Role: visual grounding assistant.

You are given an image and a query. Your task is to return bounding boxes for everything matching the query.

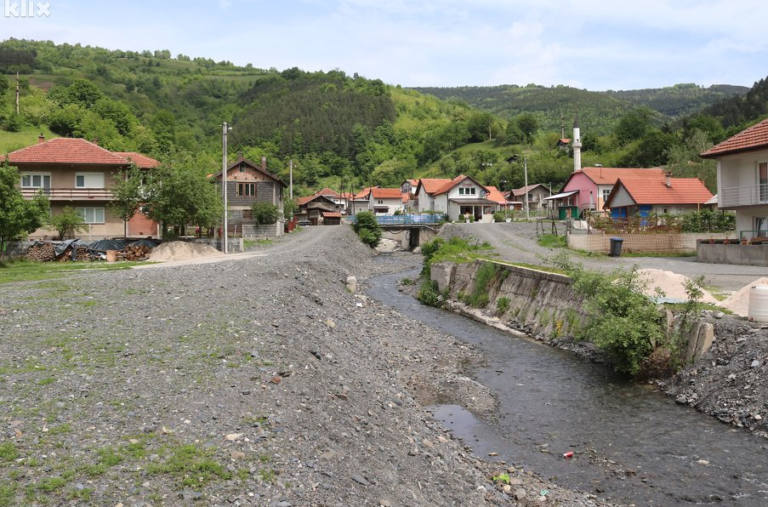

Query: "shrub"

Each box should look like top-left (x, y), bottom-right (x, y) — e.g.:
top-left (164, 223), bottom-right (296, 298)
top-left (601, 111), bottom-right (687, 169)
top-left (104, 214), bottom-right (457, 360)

top-left (251, 202), bottom-right (280, 225)
top-left (49, 206), bottom-right (89, 239)
top-left (496, 296), bottom-right (511, 315)
top-left (493, 211), bottom-right (505, 222)
top-left (417, 279), bottom-right (443, 307)
top-left (352, 211), bottom-right (382, 248)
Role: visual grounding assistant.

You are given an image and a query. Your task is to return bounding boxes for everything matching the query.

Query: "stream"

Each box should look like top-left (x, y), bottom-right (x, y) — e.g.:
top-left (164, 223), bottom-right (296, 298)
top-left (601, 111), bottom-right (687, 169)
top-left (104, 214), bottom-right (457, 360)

top-left (366, 258), bottom-right (768, 506)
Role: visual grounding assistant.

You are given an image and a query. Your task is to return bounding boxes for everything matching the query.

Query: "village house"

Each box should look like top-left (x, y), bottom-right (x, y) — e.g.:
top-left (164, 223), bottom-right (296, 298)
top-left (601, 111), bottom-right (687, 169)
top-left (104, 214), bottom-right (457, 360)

top-left (295, 194), bottom-right (343, 225)
top-left (7, 136), bottom-right (160, 240)
top-left (506, 183), bottom-right (551, 211)
top-left (213, 154), bottom-right (287, 237)
top-left (352, 186), bottom-right (403, 215)
top-left (603, 176), bottom-right (713, 220)
top-left (416, 175), bottom-right (499, 222)
top-left (701, 117), bottom-right (768, 240)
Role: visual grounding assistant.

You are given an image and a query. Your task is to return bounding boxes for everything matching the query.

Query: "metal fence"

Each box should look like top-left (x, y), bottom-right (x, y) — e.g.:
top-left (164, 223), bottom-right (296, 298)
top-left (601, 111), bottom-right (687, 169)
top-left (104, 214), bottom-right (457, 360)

top-left (348, 214), bottom-right (446, 225)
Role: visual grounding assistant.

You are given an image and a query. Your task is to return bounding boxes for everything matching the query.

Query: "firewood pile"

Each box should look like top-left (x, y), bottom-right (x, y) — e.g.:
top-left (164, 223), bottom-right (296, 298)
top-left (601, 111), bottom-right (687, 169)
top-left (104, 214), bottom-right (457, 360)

top-left (122, 244), bottom-right (153, 261)
top-left (67, 245), bottom-right (94, 262)
top-left (26, 242), bottom-right (56, 262)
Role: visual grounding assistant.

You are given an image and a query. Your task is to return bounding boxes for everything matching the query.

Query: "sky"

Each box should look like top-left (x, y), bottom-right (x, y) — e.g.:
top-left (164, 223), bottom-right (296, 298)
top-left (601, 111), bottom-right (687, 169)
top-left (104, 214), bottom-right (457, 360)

top-left (1, 0), bottom-right (767, 91)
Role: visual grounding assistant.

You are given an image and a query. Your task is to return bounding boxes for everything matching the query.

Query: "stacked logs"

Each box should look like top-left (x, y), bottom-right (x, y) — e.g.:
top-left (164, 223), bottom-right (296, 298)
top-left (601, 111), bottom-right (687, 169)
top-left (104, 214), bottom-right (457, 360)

top-left (72, 245), bottom-right (92, 262)
top-left (122, 244), bottom-right (153, 261)
top-left (26, 242), bottom-right (56, 262)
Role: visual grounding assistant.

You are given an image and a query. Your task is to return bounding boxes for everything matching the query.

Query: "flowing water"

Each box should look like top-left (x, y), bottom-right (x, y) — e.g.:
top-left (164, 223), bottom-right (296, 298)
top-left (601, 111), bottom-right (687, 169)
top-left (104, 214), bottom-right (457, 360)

top-left (367, 261), bottom-right (768, 506)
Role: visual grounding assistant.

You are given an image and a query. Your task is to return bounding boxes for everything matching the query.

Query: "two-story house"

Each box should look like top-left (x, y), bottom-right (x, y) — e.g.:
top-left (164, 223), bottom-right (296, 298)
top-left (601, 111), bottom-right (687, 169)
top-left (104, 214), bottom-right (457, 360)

top-left (7, 136), bottom-right (160, 240)
top-left (506, 183), bottom-right (551, 211)
top-left (417, 175), bottom-right (498, 222)
top-left (214, 154), bottom-right (287, 237)
top-left (352, 186), bottom-right (403, 215)
top-left (701, 117), bottom-right (768, 240)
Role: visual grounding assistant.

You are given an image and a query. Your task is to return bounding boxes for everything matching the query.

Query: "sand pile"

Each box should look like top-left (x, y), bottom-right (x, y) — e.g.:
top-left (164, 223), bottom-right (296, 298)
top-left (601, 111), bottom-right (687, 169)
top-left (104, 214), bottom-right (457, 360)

top-left (721, 277), bottom-right (768, 317)
top-left (148, 241), bottom-right (224, 262)
top-left (636, 268), bottom-right (719, 304)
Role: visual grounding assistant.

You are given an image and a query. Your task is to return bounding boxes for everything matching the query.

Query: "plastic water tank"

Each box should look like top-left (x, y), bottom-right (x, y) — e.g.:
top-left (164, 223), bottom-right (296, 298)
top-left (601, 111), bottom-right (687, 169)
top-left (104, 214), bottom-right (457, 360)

top-left (748, 285), bottom-right (768, 322)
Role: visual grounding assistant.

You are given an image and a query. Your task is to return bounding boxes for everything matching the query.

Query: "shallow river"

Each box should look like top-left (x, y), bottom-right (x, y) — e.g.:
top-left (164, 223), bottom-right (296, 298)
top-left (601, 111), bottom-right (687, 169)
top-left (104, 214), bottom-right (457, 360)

top-left (367, 259), bottom-right (768, 506)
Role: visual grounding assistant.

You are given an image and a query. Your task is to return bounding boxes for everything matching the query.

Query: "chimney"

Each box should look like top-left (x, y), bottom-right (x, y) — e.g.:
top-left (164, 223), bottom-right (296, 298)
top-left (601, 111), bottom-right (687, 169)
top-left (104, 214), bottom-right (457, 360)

top-left (261, 156), bottom-right (267, 171)
top-left (665, 171), bottom-right (672, 188)
top-left (237, 151), bottom-right (243, 160)
top-left (37, 133), bottom-right (45, 144)
top-left (92, 137), bottom-right (99, 146)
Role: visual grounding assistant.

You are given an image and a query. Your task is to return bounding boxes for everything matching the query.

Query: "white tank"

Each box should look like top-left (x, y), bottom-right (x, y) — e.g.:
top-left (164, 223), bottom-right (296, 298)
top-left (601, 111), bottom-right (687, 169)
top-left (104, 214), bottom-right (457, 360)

top-left (748, 285), bottom-right (768, 322)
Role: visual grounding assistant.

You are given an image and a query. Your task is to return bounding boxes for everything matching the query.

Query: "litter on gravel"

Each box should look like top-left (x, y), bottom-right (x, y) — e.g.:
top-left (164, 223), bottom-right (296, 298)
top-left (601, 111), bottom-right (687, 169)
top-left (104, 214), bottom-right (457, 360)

top-left (721, 277), bottom-right (768, 317)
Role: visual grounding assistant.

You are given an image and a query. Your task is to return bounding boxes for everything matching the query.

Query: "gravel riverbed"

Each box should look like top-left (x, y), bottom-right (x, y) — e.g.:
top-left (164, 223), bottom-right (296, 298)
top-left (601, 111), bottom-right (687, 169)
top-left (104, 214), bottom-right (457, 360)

top-left (0, 226), bottom-right (609, 507)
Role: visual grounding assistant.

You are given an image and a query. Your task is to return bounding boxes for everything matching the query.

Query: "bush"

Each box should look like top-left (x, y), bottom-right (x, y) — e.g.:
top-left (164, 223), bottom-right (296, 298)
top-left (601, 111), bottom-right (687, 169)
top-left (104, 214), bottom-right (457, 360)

top-left (352, 211), bottom-right (381, 248)
top-left (496, 296), bottom-right (511, 315)
top-left (417, 279), bottom-right (443, 307)
top-left (252, 202), bottom-right (280, 225)
top-left (49, 206), bottom-right (89, 239)
top-left (493, 211), bottom-right (505, 222)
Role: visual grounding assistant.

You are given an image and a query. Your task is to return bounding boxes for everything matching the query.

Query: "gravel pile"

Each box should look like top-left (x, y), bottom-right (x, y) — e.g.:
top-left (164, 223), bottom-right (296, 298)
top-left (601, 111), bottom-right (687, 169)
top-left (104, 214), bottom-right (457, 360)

top-left (721, 277), bottom-right (768, 316)
top-left (662, 316), bottom-right (768, 437)
top-left (149, 241), bottom-right (224, 262)
top-left (0, 226), bottom-right (607, 506)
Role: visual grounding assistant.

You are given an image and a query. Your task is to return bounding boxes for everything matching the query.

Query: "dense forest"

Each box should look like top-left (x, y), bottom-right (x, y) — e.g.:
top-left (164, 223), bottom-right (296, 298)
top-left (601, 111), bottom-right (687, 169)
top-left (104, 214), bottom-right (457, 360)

top-left (1, 38), bottom-right (767, 197)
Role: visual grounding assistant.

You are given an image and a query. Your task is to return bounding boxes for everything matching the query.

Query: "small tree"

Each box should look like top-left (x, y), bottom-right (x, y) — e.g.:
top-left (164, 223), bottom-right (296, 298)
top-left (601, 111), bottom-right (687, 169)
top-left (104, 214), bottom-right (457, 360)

top-left (49, 206), bottom-right (89, 239)
top-left (0, 162), bottom-right (49, 256)
top-left (252, 202), bottom-right (280, 225)
top-left (109, 164), bottom-right (144, 238)
top-left (352, 211), bottom-right (381, 248)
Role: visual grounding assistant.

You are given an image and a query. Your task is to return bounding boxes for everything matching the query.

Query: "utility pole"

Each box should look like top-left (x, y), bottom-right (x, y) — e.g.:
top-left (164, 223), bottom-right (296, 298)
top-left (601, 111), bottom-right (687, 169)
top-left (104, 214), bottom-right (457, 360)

top-left (15, 72), bottom-right (20, 116)
top-left (524, 156), bottom-right (530, 222)
top-left (221, 122), bottom-right (230, 254)
top-left (289, 159), bottom-right (294, 200)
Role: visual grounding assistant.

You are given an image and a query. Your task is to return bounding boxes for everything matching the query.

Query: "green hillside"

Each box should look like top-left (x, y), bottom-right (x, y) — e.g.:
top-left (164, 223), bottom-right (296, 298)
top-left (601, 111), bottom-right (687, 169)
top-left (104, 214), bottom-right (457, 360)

top-left (0, 38), bottom-right (765, 198)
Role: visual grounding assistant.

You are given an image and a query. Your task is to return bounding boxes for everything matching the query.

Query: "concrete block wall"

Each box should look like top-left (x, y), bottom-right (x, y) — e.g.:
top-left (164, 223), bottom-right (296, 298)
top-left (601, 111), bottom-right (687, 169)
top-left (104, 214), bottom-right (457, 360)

top-left (568, 232), bottom-right (727, 254)
top-left (697, 243), bottom-right (768, 266)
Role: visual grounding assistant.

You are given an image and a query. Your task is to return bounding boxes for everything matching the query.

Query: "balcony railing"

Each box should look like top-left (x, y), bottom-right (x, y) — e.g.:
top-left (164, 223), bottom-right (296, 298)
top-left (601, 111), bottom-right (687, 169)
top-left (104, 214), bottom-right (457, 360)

top-left (720, 184), bottom-right (768, 208)
top-left (21, 188), bottom-right (114, 200)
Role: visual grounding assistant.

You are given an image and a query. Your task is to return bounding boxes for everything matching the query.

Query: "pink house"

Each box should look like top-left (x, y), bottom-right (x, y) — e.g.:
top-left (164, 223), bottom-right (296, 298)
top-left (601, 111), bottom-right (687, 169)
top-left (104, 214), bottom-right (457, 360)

top-left (554, 167), bottom-right (666, 216)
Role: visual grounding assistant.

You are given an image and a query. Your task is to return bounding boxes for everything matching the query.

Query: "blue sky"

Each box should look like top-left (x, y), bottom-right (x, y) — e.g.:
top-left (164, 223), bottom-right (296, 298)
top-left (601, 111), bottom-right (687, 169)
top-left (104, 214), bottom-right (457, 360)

top-left (1, 0), bottom-right (766, 91)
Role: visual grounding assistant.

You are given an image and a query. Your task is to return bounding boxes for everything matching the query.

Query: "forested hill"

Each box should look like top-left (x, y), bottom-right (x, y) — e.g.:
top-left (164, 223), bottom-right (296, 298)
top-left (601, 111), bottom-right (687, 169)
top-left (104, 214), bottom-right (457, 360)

top-left (411, 83), bottom-right (748, 135)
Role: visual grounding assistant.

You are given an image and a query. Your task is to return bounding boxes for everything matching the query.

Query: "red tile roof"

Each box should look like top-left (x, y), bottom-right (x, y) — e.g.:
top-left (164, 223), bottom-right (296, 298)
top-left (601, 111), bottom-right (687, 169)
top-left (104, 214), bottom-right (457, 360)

top-left (578, 167), bottom-right (666, 185)
top-left (485, 186), bottom-right (506, 205)
top-left (296, 195), bottom-right (316, 206)
top-left (354, 187), bottom-right (374, 199)
top-left (7, 138), bottom-right (130, 165)
top-left (606, 178), bottom-right (713, 208)
top-left (433, 175), bottom-right (489, 196)
top-left (701, 117), bottom-right (768, 158)
top-left (511, 183), bottom-right (548, 197)
top-left (313, 187), bottom-right (340, 198)
top-left (114, 152), bottom-right (161, 169)
top-left (322, 212), bottom-right (342, 218)
top-left (371, 187), bottom-right (404, 200)
top-left (418, 178), bottom-right (454, 195)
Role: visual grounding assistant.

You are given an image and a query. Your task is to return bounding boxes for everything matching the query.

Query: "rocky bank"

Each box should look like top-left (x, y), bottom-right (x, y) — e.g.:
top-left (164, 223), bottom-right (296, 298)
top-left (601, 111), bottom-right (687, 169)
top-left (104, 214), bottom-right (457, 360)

top-left (0, 226), bottom-right (608, 507)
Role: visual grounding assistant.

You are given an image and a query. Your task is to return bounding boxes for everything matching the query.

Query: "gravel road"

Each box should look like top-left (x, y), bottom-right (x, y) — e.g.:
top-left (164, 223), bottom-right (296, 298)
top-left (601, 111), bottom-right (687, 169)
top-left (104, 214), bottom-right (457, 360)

top-left (0, 225), bottom-right (608, 507)
top-left (441, 222), bottom-right (767, 293)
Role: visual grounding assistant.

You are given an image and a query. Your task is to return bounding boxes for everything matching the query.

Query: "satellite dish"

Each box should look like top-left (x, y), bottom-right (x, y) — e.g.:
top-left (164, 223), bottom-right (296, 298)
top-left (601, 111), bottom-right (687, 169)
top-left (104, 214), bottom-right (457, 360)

top-left (401, 182), bottom-right (412, 194)
top-left (480, 190), bottom-right (487, 199)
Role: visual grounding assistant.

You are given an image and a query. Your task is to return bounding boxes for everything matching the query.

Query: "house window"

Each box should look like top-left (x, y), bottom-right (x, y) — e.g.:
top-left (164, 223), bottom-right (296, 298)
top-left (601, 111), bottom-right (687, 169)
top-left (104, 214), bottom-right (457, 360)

top-left (21, 173), bottom-right (51, 189)
top-left (237, 183), bottom-right (255, 197)
top-left (76, 207), bottom-right (105, 224)
top-left (459, 187), bottom-right (476, 196)
top-left (378, 200), bottom-right (384, 205)
top-left (75, 173), bottom-right (105, 189)
top-left (759, 162), bottom-right (768, 202)
top-left (239, 163), bottom-right (246, 173)
top-left (602, 189), bottom-right (611, 203)
top-left (756, 217), bottom-right (768, 236)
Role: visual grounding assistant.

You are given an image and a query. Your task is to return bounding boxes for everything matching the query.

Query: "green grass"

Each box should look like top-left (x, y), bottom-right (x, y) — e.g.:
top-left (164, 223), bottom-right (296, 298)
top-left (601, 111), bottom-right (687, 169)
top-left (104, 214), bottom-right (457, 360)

top-left (537, 234), bottom-right (567, 248)
top-left (0, 126), bottom-right (58, 154)
top-left (146, 444), bottom-right (230, 487)
top-left (243, 239), bottom-right (273, 249)
top-left (0, 259), bottom-right (144, 285)
top-left (0, 442), bottom-right (19, 463)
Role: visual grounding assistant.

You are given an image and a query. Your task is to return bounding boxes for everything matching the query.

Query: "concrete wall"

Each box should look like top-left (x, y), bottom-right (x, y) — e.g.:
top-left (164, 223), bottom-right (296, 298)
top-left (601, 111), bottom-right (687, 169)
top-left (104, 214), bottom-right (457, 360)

top-left (697, 242), bottom-right (768, 266)
top-left (432, 260), bottom-right (587, 339)
top-left (568, 232), bottom-right (727, 254)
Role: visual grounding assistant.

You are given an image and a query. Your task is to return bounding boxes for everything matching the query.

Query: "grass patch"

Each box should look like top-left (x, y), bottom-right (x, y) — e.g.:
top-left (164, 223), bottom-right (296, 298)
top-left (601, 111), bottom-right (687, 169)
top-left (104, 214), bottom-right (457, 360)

top-left (0, 483), bottom-right (16, 507)
top-left (147, 444), bottom-right (230, 487)
top-left (537, 234), bottom-right (567, 248)
top-left (0, 259), bottom-right (144, 285)
top-left (0, 443), bottom-right (19, 463)
top-left (244, 239), bottom-right (273, 249)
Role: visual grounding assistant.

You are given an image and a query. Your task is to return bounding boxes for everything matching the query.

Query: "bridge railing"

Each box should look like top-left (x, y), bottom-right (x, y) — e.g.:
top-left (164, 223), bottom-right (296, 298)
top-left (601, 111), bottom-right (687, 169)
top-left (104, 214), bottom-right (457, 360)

top-left (348, 214), bottom-right (446, 225)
